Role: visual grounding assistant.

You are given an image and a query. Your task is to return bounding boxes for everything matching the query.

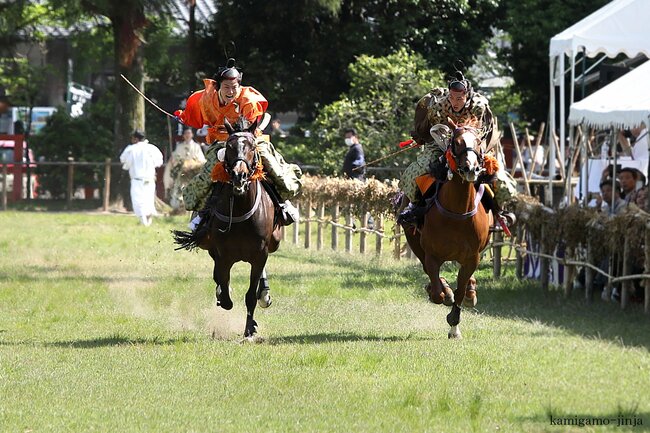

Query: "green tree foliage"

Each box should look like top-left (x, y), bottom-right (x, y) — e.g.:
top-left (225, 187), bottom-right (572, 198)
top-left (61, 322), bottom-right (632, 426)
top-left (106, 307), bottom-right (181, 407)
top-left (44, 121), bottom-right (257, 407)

top-left (30, 102), bottom-right (114, 198)
top-left (199, 0), bottom-right (501, 118)
top-left (499, 0), bottom-right (609, 123)
top-left (305, 49), bottom-right (443, 175)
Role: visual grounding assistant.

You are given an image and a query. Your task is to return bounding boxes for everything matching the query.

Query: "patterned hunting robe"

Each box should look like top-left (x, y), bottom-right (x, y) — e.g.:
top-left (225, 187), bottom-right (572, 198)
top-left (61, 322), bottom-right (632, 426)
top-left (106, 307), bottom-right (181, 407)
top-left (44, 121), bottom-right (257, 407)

top-left (399, 87), bottom-right (497, 202)
top-left (163, 139), bottom-right (206, 211)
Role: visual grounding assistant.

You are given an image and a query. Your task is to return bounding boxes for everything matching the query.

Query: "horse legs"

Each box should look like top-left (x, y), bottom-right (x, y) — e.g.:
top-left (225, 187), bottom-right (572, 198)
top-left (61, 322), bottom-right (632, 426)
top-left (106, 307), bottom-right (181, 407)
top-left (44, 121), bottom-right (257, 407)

top-left (244, 255), bottom-right (267, 339)
top-left (446, 256), bottom-right (479, 339)
top-left (423, 254), bottom-right (453, 305)
top-left (257, 267), bottom-right (272, 308)
top-left (212, 256), bottom-right (234, 311)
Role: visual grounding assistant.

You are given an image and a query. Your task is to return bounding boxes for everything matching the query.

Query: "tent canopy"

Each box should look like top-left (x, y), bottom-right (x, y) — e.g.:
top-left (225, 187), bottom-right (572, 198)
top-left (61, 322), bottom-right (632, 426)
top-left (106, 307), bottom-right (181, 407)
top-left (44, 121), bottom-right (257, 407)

top-left (568, 60), bottom-right (650, 129)
top-left (549, 0), bottom-right (650, 59)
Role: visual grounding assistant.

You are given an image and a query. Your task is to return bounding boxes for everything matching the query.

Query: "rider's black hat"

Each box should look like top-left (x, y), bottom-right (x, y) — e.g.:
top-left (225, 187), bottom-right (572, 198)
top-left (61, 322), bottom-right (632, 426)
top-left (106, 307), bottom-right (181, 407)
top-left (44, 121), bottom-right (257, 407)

top-left (213, 58), bottom-right (243, 84)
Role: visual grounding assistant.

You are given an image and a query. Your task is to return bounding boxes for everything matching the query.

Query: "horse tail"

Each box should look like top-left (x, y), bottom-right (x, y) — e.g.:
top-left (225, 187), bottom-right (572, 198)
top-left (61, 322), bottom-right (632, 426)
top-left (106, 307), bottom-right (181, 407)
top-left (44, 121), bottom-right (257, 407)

top-left (171, 212), bottom-right (211, 251)
top-left (171, 229), bottom-right (202, 251)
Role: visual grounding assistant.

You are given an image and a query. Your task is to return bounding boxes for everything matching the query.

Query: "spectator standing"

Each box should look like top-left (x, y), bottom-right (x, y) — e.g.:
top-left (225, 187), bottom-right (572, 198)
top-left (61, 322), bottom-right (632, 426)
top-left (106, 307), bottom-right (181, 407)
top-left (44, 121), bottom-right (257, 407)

top-left (342, 127), bottom-right (366, 181)
top-left (120, 130), bottom-right (164, 226)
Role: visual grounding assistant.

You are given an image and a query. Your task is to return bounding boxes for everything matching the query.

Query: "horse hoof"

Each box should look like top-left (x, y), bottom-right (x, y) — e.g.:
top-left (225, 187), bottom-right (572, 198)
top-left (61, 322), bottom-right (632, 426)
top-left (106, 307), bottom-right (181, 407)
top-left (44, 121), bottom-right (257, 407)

top-left (448, 326), bottom-right (462, 339)
top-left (425, 283), bottom-right (444, 304)
top-left (257, 289), bottom-right (272, 308)
top-left (442, 294), bottom-right (455, 306)
top-left (440, 277), bottom-right (455, 306)
top-left (240, 335), bottom-right (265, 344)
top-left (215, 285), bottom-right (233, 310)
top-left (462, 290), bottom-right (477, 308)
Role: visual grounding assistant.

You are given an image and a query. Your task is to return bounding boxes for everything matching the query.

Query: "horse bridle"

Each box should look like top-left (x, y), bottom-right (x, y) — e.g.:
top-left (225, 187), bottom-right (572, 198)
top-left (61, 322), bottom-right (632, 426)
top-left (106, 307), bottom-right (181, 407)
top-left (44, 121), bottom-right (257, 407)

top-left (448, 126), bottom-right (484, 169)
top-left (224, 132), bottom-right (259, 177)
top-left (214, 132), bottom-right (262, 233)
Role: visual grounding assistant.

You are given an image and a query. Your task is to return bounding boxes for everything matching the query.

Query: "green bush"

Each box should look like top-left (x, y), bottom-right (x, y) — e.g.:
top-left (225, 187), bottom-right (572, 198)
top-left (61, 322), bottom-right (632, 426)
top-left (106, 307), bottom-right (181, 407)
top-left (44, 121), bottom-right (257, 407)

top-left (309, 48), bottom-right (444, 176)
top-left (30, 100), bottom-right (113, 198)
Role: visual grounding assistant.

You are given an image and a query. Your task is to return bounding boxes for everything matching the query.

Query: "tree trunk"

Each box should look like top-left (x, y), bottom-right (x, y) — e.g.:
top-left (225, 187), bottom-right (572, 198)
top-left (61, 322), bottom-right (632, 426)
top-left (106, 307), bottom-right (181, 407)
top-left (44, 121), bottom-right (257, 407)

top-left (110, 5), bottom-right (147, 206)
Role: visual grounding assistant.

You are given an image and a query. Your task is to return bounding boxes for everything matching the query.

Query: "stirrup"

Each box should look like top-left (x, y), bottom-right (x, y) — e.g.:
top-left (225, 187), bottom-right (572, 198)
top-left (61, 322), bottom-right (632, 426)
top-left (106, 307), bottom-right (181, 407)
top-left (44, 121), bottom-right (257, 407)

top-left (397, 202), bottom-right (425, 225)
top-left (279, 200), bottom-right (299, 226)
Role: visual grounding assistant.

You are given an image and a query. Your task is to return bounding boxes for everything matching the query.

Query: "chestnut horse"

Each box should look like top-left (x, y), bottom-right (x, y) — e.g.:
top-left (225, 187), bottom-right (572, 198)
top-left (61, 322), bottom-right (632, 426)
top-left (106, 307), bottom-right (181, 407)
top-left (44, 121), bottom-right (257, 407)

top-left (404, 122), bottom-right (491, 339)
top-left (173, 119), bottom-right (282, 340)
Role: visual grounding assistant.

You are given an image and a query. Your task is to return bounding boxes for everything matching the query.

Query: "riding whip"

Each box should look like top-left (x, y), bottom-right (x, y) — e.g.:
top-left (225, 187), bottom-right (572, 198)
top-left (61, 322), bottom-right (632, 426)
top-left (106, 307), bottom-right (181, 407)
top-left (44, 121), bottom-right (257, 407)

top-left (352, 139), bottom-right (420, 172)
top-left (120, 74), bottom-right (176, 119)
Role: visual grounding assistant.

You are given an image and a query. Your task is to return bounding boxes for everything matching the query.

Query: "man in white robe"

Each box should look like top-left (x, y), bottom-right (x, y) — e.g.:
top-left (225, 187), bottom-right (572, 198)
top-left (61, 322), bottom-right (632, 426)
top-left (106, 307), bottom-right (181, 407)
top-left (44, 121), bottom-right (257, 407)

top-left (163, 128), bottom-right (206, 212)
top-left (120, 130), bottom-right (164, 226)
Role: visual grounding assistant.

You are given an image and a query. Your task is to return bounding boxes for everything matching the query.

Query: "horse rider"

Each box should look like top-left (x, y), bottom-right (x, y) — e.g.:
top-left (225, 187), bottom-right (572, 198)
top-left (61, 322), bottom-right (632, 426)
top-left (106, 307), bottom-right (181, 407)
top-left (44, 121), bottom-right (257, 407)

top-left (174, 58), bottom-right (302, 229)
top-left (398, 71), bottom-right (516, 228)
top-left (163, 127), bottom-right (206, 213)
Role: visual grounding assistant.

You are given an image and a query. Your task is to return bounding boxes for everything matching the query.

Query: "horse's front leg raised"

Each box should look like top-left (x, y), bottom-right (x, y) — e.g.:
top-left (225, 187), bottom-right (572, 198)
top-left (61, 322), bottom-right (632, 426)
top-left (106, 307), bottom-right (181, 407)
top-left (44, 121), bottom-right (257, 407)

top-left (447, 255), bottom-right (479, 339)
top-left (424, 254), bottom-right (453, 305)
top-left (244, 254), bottom-right (268, 340)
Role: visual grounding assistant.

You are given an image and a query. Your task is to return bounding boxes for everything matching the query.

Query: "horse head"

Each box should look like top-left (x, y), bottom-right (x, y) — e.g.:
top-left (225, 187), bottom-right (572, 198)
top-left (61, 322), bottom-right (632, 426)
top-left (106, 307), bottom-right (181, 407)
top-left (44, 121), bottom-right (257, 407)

top-left (446, 117), bottom-right (485, 183)
top-left (223, 118), bottom-right (259, 195)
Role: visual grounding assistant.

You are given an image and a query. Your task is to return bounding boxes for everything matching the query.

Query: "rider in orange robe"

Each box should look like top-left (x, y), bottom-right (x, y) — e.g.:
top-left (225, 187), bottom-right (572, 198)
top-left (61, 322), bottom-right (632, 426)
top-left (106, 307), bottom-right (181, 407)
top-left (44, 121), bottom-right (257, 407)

top-left (174, 59), bottom-right (302, 222)
top-left (177, 79), bottom-right (268, 144)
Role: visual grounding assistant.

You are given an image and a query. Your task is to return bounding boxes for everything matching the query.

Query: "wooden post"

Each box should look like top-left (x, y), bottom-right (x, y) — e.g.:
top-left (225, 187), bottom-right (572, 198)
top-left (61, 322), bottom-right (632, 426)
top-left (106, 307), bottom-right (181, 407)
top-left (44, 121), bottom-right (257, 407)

top-left (375, 214), bottom-right (384, 256)
top-left (102, 158), bottom-right (111, 212)
top-left (1, 164), bottom-right (7, 211)
top-left (304, 199), bottom-right (312, 249)
top-left (563, 246), bottom-right (573, 298)
top-left (585, 237), bottom-right (594, 302)
top-left (345, 206), bottom-right (353, 253)
top-left (621, 235), bottom-right (630, 310)
top-left (331, 203), bottom-right (339, 251)
top-left (316, 202), bottom-right (325, 251)
top-left (394, 223), bottom-right (402, 260)
top-left (510, 122), bottom-right (531, 195)
top-left (645, 221), bottom-right (650, 314)
top-left (515, 225), bottom-right (523, 279)
top-left (528, 123), bottom-right (546, 181)
top-left (359, 211), bottom-right (368, 254)
top-left (540, 224), bottom-right (549, 291)
top-left (66, 157), bottom-right (74, 207)
top-left (292, 202), bottom-right (300, 245)
top-left (493, 231), bottom-right (502, 279)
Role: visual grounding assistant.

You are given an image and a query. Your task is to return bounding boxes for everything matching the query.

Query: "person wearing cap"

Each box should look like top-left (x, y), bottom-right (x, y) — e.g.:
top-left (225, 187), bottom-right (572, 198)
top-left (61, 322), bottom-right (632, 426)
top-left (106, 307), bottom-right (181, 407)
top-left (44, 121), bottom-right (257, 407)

top-left (120, 130), bottom-right (164, 226)
top-left (398, 72), bottom-right (516, 228)
top-left (174, 58), bottom-right (301, 227)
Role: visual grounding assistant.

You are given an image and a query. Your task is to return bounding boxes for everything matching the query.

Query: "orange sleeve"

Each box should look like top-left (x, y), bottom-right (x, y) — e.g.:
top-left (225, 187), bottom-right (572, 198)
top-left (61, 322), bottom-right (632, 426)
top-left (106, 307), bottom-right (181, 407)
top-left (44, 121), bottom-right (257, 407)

top-left (178, 90), bottom-right (205, 129)
top-left (240, 87), bottom-right (268, 122)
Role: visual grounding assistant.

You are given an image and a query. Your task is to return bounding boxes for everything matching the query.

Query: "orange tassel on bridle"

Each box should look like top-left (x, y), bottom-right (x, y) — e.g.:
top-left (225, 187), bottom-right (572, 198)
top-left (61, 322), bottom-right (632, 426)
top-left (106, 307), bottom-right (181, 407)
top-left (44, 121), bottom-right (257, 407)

top-left (211, 161), bottom-right (230, 182)
top-left (482, 154), bottom-right (499, 175)
top-left (210, 160), bottom-right (266, 183)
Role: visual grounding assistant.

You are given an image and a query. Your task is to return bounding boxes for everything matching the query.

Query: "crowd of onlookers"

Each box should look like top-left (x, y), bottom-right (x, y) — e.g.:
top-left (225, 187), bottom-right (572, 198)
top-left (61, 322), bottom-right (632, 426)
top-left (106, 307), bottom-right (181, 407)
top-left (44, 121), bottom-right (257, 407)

top-left (578, 126), bottom-right (648, 304)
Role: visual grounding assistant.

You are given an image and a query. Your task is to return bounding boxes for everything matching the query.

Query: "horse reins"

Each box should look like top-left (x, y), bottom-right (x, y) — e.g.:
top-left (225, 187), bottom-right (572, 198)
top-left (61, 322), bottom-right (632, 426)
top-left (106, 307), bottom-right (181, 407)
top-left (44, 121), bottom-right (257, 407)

top-left (214, 133), bottom-right (263, 233)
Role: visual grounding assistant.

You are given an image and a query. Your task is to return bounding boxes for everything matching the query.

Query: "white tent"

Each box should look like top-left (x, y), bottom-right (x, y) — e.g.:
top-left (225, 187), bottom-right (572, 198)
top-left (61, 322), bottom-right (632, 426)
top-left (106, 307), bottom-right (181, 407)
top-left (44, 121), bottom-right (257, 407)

top-left (548, 0), bottom-right (650, 183)
top-left (568, 60), bottom-right (650, 129)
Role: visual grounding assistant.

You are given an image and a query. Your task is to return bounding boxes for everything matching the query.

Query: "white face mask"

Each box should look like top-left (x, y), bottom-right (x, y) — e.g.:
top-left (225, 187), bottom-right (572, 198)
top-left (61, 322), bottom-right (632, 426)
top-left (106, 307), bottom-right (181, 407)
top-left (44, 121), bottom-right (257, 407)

top-left (344, 137), bottom-right (354, 146)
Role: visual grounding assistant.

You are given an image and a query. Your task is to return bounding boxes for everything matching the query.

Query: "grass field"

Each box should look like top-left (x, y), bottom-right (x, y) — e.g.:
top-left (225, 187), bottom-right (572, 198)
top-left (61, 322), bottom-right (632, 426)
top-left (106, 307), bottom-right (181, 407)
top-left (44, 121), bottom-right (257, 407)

top-left (1, 211), bottom-right (649, 433)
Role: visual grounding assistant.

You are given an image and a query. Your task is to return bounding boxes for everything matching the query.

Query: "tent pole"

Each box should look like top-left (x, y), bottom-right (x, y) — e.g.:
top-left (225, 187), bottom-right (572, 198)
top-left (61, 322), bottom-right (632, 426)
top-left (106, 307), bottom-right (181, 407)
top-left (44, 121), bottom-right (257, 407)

top-left (559, 53), bottom-right (566, 178)
top-left (549, 56), bottom-right (557, 206)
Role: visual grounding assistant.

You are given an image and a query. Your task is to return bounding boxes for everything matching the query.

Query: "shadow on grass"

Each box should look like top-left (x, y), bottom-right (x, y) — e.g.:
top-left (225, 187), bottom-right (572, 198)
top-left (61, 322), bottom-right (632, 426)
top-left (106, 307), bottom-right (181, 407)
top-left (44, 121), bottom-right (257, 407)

top-left (475, 271), bottom-right (650, 351)
top-left (267, 332), bottom-right (429, 345)
top-left (0, 334), bottom-right (198, 348)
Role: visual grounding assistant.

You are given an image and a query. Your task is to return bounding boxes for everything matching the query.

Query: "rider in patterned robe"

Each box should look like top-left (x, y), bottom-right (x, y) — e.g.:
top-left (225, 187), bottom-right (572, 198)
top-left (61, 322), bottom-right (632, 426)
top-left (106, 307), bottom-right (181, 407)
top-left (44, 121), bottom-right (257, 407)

top-left (174, 58), bottom-right (301, 227)
top-left (398, 73), bottom-right (516, 226)
top-left (163, 127), bottom-right (206, 212)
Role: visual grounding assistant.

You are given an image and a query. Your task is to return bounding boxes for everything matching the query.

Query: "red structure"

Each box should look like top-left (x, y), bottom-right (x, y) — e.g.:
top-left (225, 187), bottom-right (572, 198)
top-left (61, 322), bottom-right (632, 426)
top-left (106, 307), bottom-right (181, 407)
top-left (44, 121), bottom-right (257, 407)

top-left (0, 134), bottom-right (25, 201)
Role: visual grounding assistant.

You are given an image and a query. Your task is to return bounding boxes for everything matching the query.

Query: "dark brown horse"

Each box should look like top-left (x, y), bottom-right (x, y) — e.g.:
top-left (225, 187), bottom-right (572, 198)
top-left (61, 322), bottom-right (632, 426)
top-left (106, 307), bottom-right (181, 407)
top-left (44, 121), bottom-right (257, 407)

top-left (404, 121), bottom-right (491, 339)
top-left (174, 119), bottom-right (282, 340)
